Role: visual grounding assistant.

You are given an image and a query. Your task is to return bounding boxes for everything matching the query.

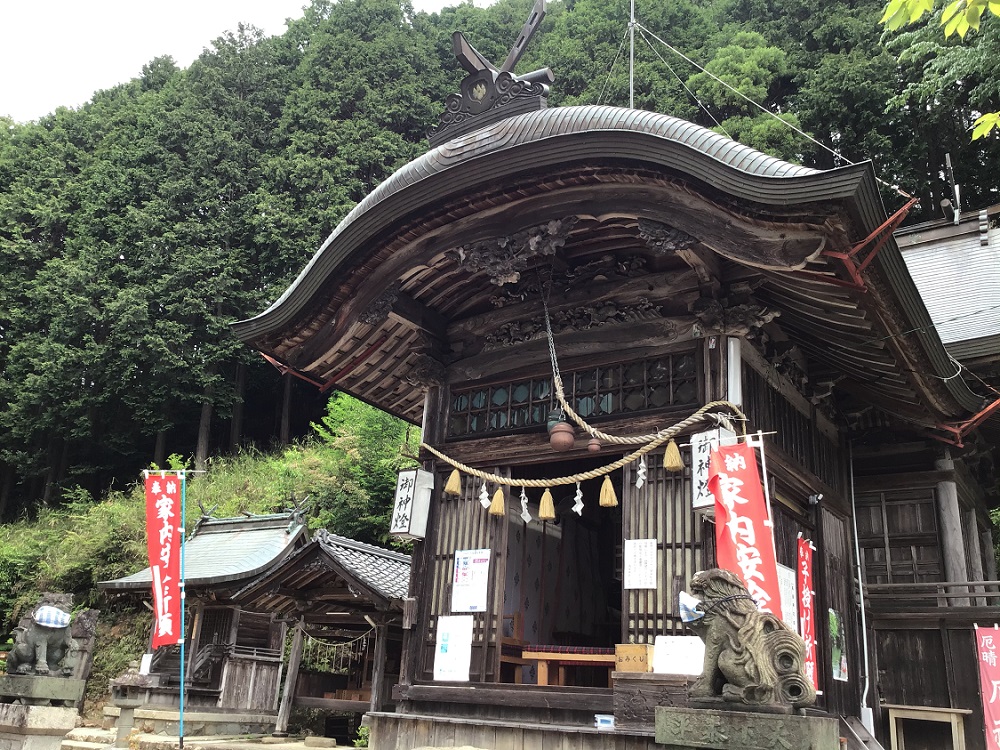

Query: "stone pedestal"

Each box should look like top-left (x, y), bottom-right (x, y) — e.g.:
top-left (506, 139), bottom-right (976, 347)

top-left (613, 672), bottom-right (692, 733)
top-left (654, 706), bottom-right (839, 750)
top-left (0, 704), bottom-right (78, 750)
top-left (0, 676), bottom-right (85, 707)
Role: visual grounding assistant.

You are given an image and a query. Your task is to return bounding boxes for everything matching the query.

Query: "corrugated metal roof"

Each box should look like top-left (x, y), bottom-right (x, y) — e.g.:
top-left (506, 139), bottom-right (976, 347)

top-left (99, 513), bottom-right (306, 590)
top-left (901, 227), bottom-right (1000, 346)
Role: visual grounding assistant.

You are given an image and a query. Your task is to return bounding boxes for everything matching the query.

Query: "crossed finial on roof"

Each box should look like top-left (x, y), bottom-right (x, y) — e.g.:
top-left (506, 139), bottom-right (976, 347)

top-left (453, 0), bottom-right (548, 78)
top-left (429, 0), bottom-right (554, 147)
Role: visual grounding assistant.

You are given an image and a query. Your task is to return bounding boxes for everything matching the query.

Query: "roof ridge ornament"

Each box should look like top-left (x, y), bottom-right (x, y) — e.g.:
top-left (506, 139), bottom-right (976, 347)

top-left (428, 0), bottom-right (554, 148)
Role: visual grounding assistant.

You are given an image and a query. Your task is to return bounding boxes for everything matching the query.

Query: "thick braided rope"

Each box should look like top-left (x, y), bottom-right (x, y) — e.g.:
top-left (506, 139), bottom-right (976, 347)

top-left (553, 375), bottom-right (745, 444)
top-left (542, 296), bottom-right (746, 444)
top-left (420, 400), bottom-right (743, 488)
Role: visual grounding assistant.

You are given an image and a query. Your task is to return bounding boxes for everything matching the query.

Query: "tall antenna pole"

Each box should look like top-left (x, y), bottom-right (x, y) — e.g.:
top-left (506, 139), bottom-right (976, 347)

top-left (629, 0), bottom-right (635, 108)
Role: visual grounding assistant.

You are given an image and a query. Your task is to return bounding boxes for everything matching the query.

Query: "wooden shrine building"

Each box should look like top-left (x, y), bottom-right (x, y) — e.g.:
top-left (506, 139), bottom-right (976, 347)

top-left (233, 530), bottom-right (410, 737)
top-left (99, 510), bottom-right (307, 713)
top-left (232, 9), bottom-right (1000, 750)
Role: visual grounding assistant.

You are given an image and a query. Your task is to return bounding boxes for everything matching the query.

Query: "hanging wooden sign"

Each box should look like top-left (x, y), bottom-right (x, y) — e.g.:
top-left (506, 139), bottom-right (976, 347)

top-left (391, 468), bottom-right (434, 540)
top-left (691, 427), bottom-right (738, 515)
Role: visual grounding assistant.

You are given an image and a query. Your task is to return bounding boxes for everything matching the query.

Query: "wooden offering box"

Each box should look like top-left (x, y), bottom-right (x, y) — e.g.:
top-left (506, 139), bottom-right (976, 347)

top-left (615, 644), bottom-right (653, 673)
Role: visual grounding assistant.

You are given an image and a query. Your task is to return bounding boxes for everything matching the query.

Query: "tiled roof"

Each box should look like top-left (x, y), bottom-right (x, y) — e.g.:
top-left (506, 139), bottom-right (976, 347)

top-left (99, 512), bottom-right (306, 590)
top-left (314, 529), bottom-right (411, 601)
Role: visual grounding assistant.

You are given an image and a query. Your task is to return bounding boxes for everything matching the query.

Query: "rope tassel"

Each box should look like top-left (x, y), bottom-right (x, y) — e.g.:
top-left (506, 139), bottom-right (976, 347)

top-left (600, 476), bottom-right (618, 507)
top-left (539, 488), bottom-right (556, 521)
top-left (489, 487), bottom-right (506, 516)
top-left (663, 438), bottom-right (684, 472)
top-left (444, 469), bottom-right (462, 496)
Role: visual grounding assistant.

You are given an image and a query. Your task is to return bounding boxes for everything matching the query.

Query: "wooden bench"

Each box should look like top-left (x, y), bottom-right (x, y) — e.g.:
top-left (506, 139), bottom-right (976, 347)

top-left (520, 646), bottom-right (616, 687)
top-left (499, 612), bottom-right (529, 684)
top-left (883, 703), bottom-right (972, 750)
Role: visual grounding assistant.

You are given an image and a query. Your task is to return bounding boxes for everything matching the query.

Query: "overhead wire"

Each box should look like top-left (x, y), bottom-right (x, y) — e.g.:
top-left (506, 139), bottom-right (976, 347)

top-left (867, 302), bottom-right (1000, 345)
top-left (598, 27), bottom-right (631, 105)
top-left (633, 22), bottom-right (912, 198)
top-left (636, 26), bottom-right (731, 139)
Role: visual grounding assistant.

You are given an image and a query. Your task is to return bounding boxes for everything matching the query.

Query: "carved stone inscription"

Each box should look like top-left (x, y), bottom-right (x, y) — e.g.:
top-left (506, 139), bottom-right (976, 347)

top-left (654, 707), bottom-right (839, 750)
top-left (614, 673), bottom-right (691, 732)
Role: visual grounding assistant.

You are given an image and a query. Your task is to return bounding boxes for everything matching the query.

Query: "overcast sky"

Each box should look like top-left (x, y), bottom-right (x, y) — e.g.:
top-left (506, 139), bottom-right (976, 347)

top-left (1, 0), bottom-right (463, 124)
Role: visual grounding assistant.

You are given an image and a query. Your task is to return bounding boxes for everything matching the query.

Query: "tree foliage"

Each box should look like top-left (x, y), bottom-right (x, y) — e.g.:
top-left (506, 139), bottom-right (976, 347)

top-left (1, 0), bottom-right (999, 516)
top-left (881, 0), bottom-right (1000, 137)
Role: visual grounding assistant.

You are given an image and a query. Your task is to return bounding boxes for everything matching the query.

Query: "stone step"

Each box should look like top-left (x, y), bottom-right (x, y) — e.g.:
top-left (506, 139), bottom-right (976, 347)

top-left (64, 728), bottom-right (116, 745)
top-left (134, 734), bottom-right (301, 750)
top-left (60, 740), bottom-right (113, 750)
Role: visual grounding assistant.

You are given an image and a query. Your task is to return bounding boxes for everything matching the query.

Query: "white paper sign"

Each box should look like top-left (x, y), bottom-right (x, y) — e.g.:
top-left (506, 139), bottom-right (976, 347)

top-left (433, 615), bottom-right (474, 681)
top-left (776, 563), bottom-right (799, 632)
top-left (652, 635), bottom-right (705, 675)
top-left (624, 538), bottom-right (658, 590)
top-left (451, 548), bottom-right (491, 612)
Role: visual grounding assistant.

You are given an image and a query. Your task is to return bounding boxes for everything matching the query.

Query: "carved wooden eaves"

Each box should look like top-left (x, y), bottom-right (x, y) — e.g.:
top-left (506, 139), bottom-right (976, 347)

top-left (446, 216), bottom-right (580, 286)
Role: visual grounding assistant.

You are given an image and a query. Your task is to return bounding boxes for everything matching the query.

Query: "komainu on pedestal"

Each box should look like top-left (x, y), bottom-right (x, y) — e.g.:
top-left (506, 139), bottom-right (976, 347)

top-left (683, 568), bottom-right (816, 708)
top-left (6, 594), bottom-right (79, 677)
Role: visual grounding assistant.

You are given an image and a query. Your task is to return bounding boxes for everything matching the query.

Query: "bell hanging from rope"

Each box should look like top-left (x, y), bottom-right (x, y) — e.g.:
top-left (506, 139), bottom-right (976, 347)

top-left (547, 409), bottom-right (575, 452)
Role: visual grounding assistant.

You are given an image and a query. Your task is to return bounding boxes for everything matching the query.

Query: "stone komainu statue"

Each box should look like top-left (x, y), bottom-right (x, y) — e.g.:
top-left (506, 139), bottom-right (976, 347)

top-left (6, 593), bottom-right (79, 677)
top-left (685, 568), bottom-right (816, 708)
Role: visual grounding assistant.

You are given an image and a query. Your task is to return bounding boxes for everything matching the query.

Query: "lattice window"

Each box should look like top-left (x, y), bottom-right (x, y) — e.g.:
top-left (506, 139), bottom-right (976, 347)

top-left (447, 351), bottom-right (698, 439)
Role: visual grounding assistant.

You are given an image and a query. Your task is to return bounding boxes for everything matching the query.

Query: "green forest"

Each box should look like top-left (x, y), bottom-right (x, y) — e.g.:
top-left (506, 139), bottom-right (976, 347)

top-left (0, 0), bottom-right (998, 653)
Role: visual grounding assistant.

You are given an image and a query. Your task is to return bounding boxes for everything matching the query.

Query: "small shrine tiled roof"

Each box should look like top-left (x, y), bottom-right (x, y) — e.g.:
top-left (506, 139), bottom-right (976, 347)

top-left (314, 530), bottom-right (411, 601)
top-left (232, 530), bottom-right (411, 613)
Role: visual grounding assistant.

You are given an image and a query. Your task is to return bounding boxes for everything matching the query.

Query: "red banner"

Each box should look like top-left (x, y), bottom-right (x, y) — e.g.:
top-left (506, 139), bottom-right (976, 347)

top-left (976, 625), bottom-right (1000, 749)
top-left (797, 537), bottom-right (818, 689)
top-left (145, 474), bottom-right (182, 649)
top-left (709, 443), bottom-right (782, 615)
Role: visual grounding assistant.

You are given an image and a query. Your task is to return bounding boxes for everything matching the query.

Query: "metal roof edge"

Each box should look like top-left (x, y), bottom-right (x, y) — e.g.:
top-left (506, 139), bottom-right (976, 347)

top-left (866, 200), bottom-right (986, 414)
top-left (97, 523), bottom-right (308, 591)
top-left (231, 106), bottom-right (871, 346)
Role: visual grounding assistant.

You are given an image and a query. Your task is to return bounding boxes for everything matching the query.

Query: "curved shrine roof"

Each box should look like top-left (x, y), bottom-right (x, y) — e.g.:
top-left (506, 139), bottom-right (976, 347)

top-left (231, 104), bottom-right (984, 432)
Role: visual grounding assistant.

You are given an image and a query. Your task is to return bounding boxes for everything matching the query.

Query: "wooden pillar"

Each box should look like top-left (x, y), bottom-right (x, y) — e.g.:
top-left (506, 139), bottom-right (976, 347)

top-left (935, 457), bottom-right (970, 605)
top-left (983, 529), bottom-right (998, 581)
top-left (227, 607), bottom-right (242, 645)
top-left (369, 617), bottom-right (389, 713)
top-left (966, 509), bottom-right (987, 605)
top-left (185, 603), bottom-right (204, 687)
top-left (402, 385), bottom-right (444, 690)
top-left (273, 618), bottom-right (304, 737)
